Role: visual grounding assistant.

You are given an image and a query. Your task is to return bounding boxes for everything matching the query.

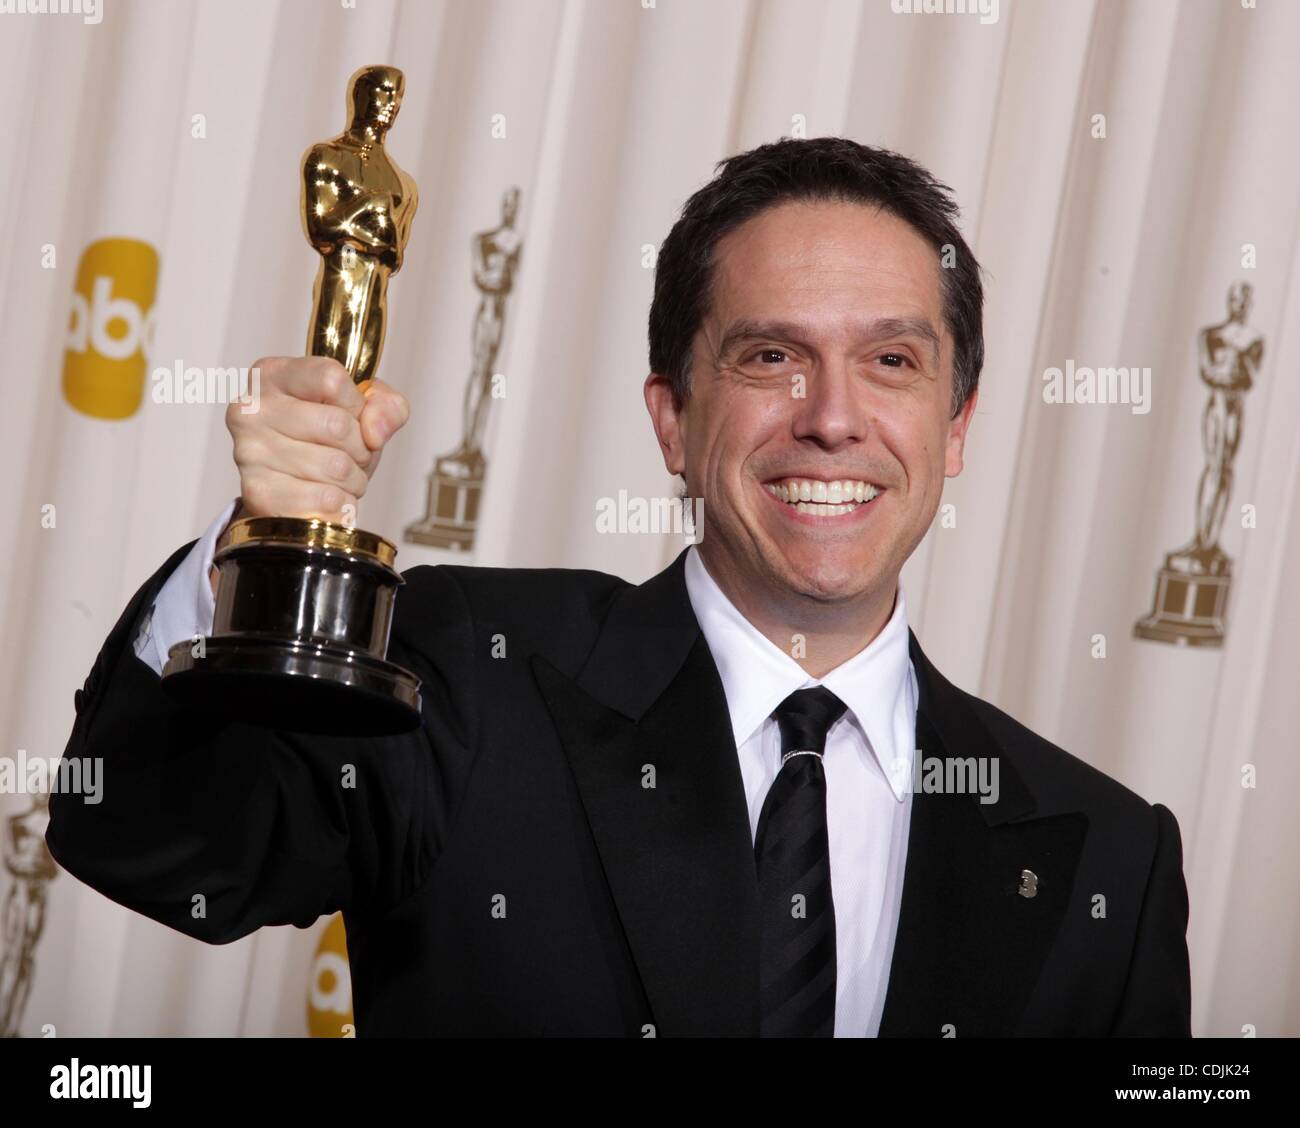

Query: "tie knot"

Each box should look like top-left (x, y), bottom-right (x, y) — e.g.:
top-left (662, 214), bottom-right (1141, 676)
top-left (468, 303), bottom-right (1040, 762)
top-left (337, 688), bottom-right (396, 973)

top-left (772, 686), bottom-right (847, 760)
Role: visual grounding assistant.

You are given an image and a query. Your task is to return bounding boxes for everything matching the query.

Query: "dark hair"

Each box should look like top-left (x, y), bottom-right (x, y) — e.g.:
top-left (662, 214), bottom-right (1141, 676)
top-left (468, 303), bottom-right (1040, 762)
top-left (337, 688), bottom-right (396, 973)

top-left (648, 137), bottom-right (984, 418)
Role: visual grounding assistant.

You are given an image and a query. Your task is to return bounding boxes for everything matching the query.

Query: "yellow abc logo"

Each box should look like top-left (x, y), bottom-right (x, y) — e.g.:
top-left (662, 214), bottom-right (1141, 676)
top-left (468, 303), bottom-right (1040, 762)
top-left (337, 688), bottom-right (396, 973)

top-left (307, 912), bottom-right (355, 1037)
top-left (63, 237), bottom-right (159, 419)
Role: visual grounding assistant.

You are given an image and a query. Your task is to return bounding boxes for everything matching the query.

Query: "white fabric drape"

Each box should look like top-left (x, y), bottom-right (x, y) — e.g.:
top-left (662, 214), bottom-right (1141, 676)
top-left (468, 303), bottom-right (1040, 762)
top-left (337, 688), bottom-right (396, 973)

top-left (1, 0), bottom-right (1297, 1037)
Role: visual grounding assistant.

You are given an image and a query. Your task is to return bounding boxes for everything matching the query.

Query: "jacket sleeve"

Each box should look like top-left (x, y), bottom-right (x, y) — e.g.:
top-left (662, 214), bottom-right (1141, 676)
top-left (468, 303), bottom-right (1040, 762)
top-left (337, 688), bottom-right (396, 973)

top-left (134, 498), bottom-right (237, 675)
top-left (45, 542), bottom-right (478, 945)
top-left (1109, 802), bottom-right (1193, 1036)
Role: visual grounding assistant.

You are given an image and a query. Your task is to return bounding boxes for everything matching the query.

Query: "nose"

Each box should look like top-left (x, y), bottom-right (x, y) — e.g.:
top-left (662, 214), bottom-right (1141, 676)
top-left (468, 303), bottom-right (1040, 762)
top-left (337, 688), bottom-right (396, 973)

top-left (790, 360), bottom-right (865, 450)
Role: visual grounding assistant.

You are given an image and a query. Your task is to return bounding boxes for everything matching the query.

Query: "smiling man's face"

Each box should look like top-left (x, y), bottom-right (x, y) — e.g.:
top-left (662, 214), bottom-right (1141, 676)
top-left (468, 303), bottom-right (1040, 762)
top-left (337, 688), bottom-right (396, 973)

top-left (646, 198), bottom-right (978, 629)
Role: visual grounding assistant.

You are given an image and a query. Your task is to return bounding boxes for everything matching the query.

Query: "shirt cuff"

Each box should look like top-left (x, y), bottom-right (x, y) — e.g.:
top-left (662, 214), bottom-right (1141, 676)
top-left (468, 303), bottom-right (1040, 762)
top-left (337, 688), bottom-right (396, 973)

top-left (132, 498), bottom-right (240, 677)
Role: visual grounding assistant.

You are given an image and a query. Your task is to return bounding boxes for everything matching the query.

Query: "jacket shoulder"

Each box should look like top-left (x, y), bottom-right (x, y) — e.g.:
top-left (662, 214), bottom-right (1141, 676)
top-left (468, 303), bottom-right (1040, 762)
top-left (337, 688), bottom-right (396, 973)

top-left (397, 561), bottom-right (630, 667)
top-left (402, 561), bottom-right (629, 615)
top-left (959, 687), bottom-right (1163, 830)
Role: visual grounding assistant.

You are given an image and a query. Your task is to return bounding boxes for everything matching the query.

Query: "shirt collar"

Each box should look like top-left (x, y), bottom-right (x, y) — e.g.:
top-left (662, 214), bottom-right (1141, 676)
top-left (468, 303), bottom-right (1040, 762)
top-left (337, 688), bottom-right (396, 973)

top-left (683, 544), bottom-right (915, 801)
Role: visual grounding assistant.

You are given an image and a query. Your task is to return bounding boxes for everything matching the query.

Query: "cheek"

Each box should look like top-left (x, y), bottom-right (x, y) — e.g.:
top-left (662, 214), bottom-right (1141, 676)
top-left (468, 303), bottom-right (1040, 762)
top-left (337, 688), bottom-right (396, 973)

top-left (706, 440), bottom-right (745, 504)
top-left (711, 409), bottom-right (779, 484)
top-left (881, 415), bottom-right (948, 501)
top-left (682, 421), bottom-right (731, 501)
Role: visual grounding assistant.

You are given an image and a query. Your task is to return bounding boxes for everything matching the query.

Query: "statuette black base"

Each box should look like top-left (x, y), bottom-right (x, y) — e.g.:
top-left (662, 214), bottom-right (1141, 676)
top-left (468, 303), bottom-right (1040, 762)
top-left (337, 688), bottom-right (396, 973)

top-left (161, 516), bottom-right (423, 736)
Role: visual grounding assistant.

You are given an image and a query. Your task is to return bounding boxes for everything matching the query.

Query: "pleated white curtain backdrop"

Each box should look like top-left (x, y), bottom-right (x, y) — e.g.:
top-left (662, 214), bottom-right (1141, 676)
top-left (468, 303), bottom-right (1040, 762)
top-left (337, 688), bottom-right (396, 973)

top-left (1, 0), bottom-right (1296, 1037)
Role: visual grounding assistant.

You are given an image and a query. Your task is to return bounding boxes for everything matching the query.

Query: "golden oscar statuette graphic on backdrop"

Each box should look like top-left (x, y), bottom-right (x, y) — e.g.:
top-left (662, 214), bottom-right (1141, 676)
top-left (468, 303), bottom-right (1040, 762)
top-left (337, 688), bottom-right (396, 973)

top-left (405, 186), bottom-right (522, 551)
top-left (1134, 282), bottom-right (1263, 648)
top-left (161, 66), bottom-right (423, 735)
top-left (0, 791), bottom-right (57, 1037)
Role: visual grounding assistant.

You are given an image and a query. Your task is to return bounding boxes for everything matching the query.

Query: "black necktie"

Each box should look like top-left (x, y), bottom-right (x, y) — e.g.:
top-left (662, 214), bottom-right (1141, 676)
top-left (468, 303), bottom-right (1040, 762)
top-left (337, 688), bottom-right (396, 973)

top-left (754, 686), bottom-right (847, 1037)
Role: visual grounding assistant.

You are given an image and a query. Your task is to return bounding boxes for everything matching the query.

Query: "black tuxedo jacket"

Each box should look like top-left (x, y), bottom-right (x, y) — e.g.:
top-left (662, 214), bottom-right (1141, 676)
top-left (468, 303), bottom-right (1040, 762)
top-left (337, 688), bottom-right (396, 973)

top-left (47, 540), bottom-right (1192, 1036)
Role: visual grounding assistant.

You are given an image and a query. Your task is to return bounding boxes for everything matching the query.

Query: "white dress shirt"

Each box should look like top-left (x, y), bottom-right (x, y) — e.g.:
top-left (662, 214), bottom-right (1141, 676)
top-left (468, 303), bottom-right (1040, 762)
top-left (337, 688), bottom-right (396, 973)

top-left (683, 545), bottom-right (917, 1037)
top-left (135, 507), bottom-right (918, 1037)
top-left (132, 498), bottom-right (238, 676)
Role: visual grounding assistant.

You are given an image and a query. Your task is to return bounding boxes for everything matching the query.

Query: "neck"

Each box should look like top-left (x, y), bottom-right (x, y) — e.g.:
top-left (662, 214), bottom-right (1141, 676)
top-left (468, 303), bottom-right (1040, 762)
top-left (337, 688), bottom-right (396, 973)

top-left (696, 545), bottom-right (898, 678)
top-left (349, 122), bottom-right (385, 144)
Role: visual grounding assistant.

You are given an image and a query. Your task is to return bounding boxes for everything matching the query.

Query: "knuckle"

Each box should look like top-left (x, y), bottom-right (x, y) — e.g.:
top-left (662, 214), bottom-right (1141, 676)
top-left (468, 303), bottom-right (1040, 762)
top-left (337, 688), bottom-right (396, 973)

top-left (323, 450), bottom-right (350, 481)
top-left (316, 358), bottom-right (349, 397)
top-left (227, 398), bottom-right (260, 433)
top-left (320, 370), bottom-right (343, 401)
top-left (253, 357), bottom-right (284, 388)
top-left (230, 435), bottom-right (255, 468)
top-left (324, 406), bottom-right (351, 441)
top-left (318, 484), bottom-right (345, 513)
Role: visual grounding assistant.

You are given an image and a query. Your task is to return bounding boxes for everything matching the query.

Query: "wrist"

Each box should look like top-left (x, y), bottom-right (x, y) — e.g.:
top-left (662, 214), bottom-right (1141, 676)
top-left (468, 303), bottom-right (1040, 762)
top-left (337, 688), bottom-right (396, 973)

top-left (209, 499), bottom-right (246, 599)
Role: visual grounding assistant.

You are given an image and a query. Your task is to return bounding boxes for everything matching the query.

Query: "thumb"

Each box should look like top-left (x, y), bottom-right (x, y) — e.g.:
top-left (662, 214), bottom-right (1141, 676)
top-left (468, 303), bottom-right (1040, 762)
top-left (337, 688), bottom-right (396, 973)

top-left (357, 379), bottom-right (411, 452)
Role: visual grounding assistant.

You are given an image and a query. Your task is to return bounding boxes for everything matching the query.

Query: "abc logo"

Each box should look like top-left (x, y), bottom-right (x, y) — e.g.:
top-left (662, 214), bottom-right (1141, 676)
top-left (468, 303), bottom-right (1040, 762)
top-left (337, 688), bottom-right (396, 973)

top-left (63, 237), bottom-right (159, 420)
top-left (307, 912), bottom-right (354, 1038)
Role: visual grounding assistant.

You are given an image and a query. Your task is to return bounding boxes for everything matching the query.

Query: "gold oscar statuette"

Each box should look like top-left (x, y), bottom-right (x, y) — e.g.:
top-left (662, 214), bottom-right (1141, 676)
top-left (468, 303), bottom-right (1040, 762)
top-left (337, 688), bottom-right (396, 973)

top-left (162, 65), bottom-right (423, 735)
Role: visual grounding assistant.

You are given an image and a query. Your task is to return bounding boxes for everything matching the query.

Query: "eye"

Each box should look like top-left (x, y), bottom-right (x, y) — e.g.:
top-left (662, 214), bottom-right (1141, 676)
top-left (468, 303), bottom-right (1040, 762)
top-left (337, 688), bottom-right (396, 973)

top-left (746, 348), bottom-right (790, 364)
top-left (878, 352), bottom-right (912, 368)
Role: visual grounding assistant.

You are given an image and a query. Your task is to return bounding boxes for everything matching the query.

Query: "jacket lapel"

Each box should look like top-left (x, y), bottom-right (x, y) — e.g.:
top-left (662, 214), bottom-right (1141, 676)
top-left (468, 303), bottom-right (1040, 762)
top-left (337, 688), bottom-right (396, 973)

top-left (532, 548), bottom-right (1087, 1037)
top-left (876, 633), bottom-right (1088, 1036)
top-left (530, 549), bottom-right (761, 1036)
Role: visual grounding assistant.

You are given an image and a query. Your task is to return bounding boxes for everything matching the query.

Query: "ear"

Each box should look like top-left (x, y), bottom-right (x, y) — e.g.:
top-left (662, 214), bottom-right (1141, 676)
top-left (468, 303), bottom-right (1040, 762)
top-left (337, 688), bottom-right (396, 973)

top-left (944, 386), bottom-right (979, 478)
top-left (644, 372), bottom-right (687, 477)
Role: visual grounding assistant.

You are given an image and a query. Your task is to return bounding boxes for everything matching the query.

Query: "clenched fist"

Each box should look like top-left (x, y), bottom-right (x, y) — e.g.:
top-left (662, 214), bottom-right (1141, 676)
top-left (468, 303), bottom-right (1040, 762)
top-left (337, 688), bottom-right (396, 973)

top-left (210, 356), bottom-right (410, 597)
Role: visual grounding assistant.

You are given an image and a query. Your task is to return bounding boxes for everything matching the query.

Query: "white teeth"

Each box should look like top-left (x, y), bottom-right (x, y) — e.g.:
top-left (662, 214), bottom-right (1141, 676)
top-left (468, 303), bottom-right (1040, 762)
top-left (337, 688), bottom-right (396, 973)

top-left (763, 478), bottom-right (881, 510)
top-left (794, 501), bottom-right (857, 516)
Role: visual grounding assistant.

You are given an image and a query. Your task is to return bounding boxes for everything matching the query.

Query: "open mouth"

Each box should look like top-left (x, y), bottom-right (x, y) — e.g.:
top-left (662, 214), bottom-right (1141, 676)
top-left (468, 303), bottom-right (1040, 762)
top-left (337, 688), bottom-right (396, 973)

top-left (763, 477), bottom-right (883, 518)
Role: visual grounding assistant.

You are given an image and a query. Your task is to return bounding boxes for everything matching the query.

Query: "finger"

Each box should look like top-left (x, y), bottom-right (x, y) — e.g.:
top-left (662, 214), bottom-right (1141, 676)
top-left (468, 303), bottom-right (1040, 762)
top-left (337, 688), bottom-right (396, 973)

top-left (252, 396), bottom-right (373, 468)
top-left (240, 469), bottom-right (359, 523)
top-left (357, 379), bottom-right (411, 451)
top-left (272, 356), bottom-right (367, 416)
top-left (240, 431), bottom-right (371, 501)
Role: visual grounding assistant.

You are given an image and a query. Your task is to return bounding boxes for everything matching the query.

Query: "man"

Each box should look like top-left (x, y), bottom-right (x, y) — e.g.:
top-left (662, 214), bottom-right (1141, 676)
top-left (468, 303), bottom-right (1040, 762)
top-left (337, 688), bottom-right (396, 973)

top-left (47, 138), bottom-right (1192, 1037)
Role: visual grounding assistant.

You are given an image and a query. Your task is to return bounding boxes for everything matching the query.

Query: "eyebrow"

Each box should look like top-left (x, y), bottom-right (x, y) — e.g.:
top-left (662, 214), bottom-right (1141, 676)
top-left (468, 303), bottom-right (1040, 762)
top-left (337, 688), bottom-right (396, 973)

top-left (716, 316), bottom-right (942, 365)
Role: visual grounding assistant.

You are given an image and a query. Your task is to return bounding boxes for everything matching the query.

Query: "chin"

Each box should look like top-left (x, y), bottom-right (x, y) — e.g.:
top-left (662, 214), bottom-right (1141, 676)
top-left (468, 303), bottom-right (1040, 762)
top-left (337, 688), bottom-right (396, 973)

top-left (768, 550), bottom-right (874, 602)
